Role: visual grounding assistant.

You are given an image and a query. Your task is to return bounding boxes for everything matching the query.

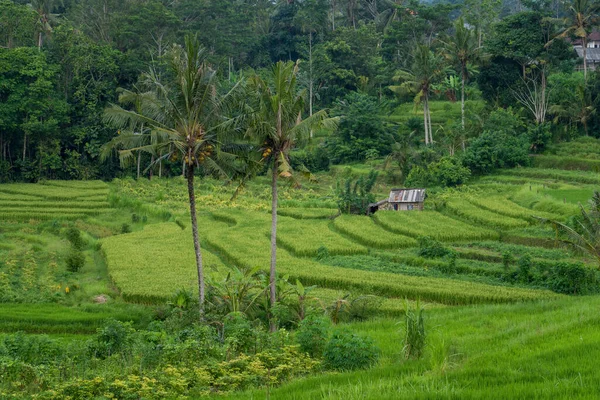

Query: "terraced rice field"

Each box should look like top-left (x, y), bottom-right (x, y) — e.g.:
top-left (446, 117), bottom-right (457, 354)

top-left (102, 221), bottom-right (227, 303)
top-left (373, 210), bottom-right (499, 241)
top-left (332, 215), bottom-right (416, 249)
top-left (0, 180), bottom-right (112, 221)
top-left (445, 198), bottom-right (529, 229)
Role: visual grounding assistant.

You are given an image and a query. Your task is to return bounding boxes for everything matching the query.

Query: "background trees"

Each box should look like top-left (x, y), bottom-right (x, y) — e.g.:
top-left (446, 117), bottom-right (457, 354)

top-left (0, 0), bottom-right (599, 185)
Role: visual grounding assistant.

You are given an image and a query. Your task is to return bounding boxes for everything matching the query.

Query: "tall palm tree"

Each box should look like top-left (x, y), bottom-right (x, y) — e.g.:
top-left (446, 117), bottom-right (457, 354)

top-left (439, 17), bottom-right (482, 131)
top-left (247, 61), bottom-right (336, 331)
top-left (391, 45), bottom-right (445, 145)
top-left (29, 0), bottom-right (61, 49)
top-left (550, 0), bottom-right (599, 80)
top-left (102, 35), bottom-right (242, 316)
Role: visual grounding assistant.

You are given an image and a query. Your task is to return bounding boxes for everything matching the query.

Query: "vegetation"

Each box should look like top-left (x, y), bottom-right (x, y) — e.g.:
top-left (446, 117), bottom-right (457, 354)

top-left (4, 0), bottom-right (600, 398)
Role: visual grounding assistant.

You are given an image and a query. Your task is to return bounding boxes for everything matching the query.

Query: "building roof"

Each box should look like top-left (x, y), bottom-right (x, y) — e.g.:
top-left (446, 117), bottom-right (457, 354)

top-left (388, 188), bottom-right (426, 203)
top-left (575, 47), bottom-right (600, 62)
top-left (590, 31), bottom-right (600, 41)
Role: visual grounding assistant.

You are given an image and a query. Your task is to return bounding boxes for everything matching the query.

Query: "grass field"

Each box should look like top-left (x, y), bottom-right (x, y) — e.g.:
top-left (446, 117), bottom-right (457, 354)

top-left (223, 296), bottom-right (600, 400)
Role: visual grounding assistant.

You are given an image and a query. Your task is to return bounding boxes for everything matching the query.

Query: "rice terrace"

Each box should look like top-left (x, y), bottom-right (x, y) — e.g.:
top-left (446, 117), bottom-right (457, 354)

top-left (3, 0), bottom-right (600, 399)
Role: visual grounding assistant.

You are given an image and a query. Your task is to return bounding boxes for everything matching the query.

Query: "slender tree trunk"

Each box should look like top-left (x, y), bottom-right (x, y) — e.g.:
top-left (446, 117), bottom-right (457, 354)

top-left (22, 133), bottom-right (27, 161)
top-left (136, 151), bottom-right (141, 180)
top-left (269, 161), bottom-right (279, 333)
top-left (461, 66), bottom-right (466, 130)
top-left (149, 155), bottom-right (154, 180)
top-left (331, 0), bottom-right (336, 31)
top-left (182, 158), bottom-right (185, 177)
top-left (583, 37), bottom-right (588, 81)
top-left (423, 98), bottom-right (429, 145)
top-left (159, 158), bottom-right (162, 178)
top-left (38, 32), bottom-right (42, 50)
top-left (186, 164), bottom-right (205, 317)
top-left (461, 67), bottom-right (466, 151)
top-left (309, 31), bottom-right (314, 139)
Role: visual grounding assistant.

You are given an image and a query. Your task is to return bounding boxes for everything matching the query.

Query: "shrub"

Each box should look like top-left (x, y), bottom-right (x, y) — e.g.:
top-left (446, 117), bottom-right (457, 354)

top-left (66, 249), bottom-right (85, 272)
top-left (428, 157), bottom-right (471, 187)
top-left (550, 263), bottom-right (598, 295)
top-left (87, 319), bottom-right (135, 359)
top-left (404, 166), bottom-right (430, 188)
top-left (417, 236), bottom-right (451, 258)
top-left (65, 227), bottom-right (84, 250)
top-left (402, 300), bottom-right (426, 359)
top-left (348, 295), bottom-right (384, 321)
top-left (296, 314), bottom-right (331, 357)
top-left (517, 255), bottom-right (532, 283)
top-left (121, 223), bottom-right (132, 234)
top-left (223, 313), bottom-right (257, 356)
top-left (289, 147), bottom-right (330, 172)
top-left (463, 129), bottom-right (530, 174)
top-left (323, 329), bottom-right (379, 370)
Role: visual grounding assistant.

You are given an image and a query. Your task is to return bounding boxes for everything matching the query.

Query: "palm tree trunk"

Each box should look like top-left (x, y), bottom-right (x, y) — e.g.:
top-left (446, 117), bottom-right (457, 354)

top-left (269, 160), bottom-right (279, 332)
top-left (583, 38), bottom-right (588, 81)
top-left (423, 98), bottom-right (429, 145)
top-left (149, 155), bottom-right (154, 180)
top-left (136, 151), bottom-right (141, 180)
top-left (461, 67), bottom-right (466, 151)
top-left (309, 31), bottom-right (314, 139)
top-left (461, 66), bottom-right (466, 130)
top-left (186, 164), bottom-right (205, 317)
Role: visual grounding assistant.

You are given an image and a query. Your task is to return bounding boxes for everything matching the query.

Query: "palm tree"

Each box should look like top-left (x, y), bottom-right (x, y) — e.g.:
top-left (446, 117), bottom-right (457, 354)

top-left (391, 45), bottom-right (445, 145)
top-left (538, 192), bottom-right (600, 268)
top-left (246, 61), bottom-right (336, 331)
top-left (550, 0), bottom-right (599, 80)
top-left (102, 35), bottom-right (242, 316)
top-left (549, 83), bottom-right (596, 135)
top-left (439, 17), bottom-right (482, 131)
top-left (29, 0), bottom-right (61, 49)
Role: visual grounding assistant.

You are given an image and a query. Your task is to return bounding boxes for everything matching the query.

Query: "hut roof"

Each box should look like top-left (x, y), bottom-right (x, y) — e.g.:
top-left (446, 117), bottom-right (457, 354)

top-left (388, 188), bottom-right (426, 203)
top-left (575, 47), bottom-right (600, 62)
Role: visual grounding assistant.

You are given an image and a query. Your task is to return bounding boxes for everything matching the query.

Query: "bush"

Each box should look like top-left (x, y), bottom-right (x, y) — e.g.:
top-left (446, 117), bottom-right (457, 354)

top-left (65, 227), bottom-right (84, 250)
top-left (463, 130), bottom-right (530, 174)
top-left (517, 255), bottom-right (532, 283)
top-left (66, 249), bottom-right (85, 272)
top-left (121, 223), bottom-right (132, 234)
top-left (323, 329), bottom-right (379, 370)
top-left (404, 166), bottom-right (430, 188)
top-left (296, 314), bottom-right (331, 357)
top-left (87, 319), bottom-right (135, 359)
top-left (417, 236), bottom-right (451, 258)
top-left (289, 147), bottom-right (330, 172)
top-left (428, 157), bottom-right (471, 187)
top-left (550, 262), bottom-right (598, 295)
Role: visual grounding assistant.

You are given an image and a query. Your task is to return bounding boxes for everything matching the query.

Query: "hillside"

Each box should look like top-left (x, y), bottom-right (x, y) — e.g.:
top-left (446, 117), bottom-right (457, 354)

top-left (2, 137), bottom-right (600, 398)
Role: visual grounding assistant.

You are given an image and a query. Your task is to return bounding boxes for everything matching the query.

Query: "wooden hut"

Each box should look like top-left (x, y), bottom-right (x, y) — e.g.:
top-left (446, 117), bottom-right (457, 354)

top-left (369, 188), bottom-right (426, 214)
top-left (388, 188), bottom-right (426, 210)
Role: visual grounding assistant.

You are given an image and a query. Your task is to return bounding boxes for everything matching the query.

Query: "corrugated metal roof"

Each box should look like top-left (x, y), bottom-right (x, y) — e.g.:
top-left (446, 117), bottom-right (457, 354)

top-left (388, 188), bottom-right (426, 203)
top-left (575, 47), bottom-right (600, 62)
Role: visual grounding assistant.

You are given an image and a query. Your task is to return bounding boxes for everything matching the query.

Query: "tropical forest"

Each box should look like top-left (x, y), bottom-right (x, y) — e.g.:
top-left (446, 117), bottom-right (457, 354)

top-left (3, 0), bottom-right (600, 398)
